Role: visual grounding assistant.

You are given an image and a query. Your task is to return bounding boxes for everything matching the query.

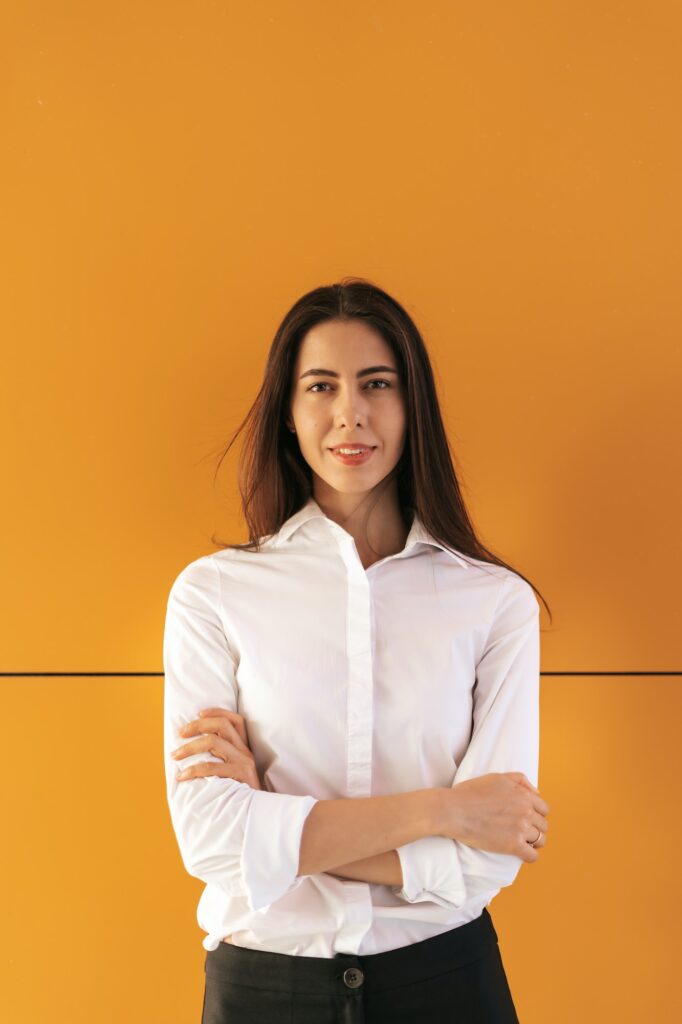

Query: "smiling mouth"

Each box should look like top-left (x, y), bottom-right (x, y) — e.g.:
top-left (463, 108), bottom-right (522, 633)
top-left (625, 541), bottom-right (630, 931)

top-left (330, 447), bottom-right (375, 452)
top-left (329, 446), bottom-right (377, 465)
top-left (328, 444), bottom-right (377, 451)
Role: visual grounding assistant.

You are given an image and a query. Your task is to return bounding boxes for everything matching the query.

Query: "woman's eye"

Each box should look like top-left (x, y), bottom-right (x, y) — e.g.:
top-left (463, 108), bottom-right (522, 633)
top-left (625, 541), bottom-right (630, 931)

top-left (307, 379), bottom-right (391, 393)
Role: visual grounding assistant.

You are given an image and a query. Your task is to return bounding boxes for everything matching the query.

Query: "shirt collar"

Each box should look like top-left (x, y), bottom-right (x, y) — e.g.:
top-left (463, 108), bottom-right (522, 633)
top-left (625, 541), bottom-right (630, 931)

top-left (274, 495), bottom-right (469, 568)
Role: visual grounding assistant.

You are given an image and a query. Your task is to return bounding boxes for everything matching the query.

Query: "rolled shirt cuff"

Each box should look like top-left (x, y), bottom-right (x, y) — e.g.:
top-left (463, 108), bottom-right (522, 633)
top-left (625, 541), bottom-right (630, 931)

top-left (240, 789), bottom-right (320, 913)
top-left (392, 835), bottom-right (468, 910)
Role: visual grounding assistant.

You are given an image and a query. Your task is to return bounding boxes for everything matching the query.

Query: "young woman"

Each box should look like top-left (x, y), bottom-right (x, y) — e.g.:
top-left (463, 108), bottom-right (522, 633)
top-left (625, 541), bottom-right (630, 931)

top-left (163, 277), bottom-right (551, 1023)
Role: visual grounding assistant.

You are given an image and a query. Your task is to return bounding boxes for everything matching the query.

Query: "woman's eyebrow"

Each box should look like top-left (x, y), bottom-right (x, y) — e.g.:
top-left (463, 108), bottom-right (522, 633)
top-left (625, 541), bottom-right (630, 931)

top-left (299, 365), bottom-right (398, 380)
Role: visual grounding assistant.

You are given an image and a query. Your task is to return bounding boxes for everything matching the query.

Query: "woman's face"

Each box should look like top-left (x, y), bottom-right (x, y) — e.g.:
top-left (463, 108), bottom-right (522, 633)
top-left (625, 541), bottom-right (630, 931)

top-left (288, 318), bottom-right (407, 501)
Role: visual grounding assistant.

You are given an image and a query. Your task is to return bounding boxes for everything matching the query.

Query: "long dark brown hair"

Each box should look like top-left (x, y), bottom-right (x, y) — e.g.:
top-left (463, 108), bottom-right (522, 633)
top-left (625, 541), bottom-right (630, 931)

top-left (208, 276), bottom-right (551, 622)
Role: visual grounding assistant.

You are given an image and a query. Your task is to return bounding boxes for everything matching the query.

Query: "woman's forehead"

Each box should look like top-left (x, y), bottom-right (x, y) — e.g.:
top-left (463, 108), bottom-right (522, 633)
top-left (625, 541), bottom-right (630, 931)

top-left (296, 320), bottom-right (395, 368)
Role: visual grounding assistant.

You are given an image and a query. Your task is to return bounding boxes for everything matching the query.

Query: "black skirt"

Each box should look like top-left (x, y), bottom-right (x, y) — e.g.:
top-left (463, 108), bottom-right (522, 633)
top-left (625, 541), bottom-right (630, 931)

top-left (201, 906), bottom-right (519, 1023)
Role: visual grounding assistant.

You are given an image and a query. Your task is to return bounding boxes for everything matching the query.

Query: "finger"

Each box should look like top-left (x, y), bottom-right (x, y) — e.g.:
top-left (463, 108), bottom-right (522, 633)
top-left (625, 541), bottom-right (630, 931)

top-left (197, 707), bottom-right (249, 747)
top-left (183, 710), bottom-right (248, 751)
top-left (172, 734), bottom-right (253, 766)
top-left (506, 772), bottom-right (539, 793)
top-left (180, 714), bottom-right (250, 755)
top-left (536, 812), bottom-right (549, 832)
top-left (528, 815), bottom-right (548, 845)
top-left (201, 715), bottom-right (251, 754)
top-left (517, 840), bottom-right (539, 863)
top-left (176, 759), bottom-right (258, 786)
top-left (532, 793), bottom-right (550, 816)
top-left (527, 825), bottom-right (545, 845)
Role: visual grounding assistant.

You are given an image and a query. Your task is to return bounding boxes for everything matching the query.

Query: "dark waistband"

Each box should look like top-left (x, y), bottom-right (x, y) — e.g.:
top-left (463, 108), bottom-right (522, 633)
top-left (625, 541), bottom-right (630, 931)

top-left (204, 908), bottom-right (498, 996)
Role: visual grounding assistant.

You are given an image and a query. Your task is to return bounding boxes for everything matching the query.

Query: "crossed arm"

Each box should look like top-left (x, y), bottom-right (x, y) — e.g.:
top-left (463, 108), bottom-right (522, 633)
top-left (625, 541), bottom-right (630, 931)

top-left (166, 564), bottom-right (541, 912)
top-left (327, 849), bottom-right (403, 886)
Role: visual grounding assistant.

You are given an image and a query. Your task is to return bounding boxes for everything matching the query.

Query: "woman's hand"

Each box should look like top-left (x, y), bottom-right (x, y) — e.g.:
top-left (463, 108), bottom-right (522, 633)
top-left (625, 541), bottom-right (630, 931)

top-left (171, 706), bottom-right (262, 790)
top-left (438, 772), bottom-right (550, 863)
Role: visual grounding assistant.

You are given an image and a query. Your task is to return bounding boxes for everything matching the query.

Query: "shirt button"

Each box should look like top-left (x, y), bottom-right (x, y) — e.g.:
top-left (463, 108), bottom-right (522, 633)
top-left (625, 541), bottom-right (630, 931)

top-left (343, 967), bottom-right (364, 988)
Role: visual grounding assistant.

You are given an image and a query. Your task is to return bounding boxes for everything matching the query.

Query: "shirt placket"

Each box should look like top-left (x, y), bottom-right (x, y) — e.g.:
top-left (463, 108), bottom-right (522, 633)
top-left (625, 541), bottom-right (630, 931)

top-left (331, 529), bottom-right (376, 952)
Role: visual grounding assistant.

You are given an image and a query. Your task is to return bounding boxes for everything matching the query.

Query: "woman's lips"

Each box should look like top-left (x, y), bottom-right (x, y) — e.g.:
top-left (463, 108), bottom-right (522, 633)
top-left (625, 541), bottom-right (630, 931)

top-left (329, 446), bottom-right (376, 466)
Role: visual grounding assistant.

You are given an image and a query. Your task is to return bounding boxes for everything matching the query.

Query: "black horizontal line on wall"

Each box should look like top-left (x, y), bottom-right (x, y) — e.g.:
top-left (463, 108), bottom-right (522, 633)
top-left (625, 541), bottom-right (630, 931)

top-left (0, 671), bottom-right (681, 678)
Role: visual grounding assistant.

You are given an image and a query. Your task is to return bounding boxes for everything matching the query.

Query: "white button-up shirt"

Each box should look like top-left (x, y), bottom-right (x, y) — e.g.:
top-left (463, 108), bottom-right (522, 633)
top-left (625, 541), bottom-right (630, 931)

top-left (163, 495), bottom-right (540, 956)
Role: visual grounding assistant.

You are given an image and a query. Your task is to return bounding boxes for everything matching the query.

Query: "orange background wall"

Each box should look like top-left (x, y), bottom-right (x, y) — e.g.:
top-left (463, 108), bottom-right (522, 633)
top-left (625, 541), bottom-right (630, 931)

top-left (2, 3), bottom-right (680, 1022)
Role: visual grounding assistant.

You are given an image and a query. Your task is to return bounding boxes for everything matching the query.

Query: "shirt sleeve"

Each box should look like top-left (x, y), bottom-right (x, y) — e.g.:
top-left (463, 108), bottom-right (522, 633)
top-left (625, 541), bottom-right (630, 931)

top-left (391, 572), bottom-right (541, 909)
top-left (163, 555), bottom-right (319, 914)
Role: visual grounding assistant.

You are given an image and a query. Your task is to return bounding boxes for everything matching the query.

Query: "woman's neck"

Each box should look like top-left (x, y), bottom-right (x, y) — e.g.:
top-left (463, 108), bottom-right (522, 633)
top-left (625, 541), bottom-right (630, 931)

top-left (313, 483), bottom-right (411, 566)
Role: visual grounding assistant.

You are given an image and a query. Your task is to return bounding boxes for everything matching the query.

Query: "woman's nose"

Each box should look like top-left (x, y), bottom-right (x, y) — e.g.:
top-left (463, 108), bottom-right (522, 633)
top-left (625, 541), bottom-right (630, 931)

top-left (333, 389), bottom-right (368, 425)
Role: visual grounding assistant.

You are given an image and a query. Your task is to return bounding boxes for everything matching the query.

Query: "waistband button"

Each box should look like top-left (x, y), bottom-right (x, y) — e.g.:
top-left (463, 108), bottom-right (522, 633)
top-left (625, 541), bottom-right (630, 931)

top-left (343, 967), bottom-right (364, 989)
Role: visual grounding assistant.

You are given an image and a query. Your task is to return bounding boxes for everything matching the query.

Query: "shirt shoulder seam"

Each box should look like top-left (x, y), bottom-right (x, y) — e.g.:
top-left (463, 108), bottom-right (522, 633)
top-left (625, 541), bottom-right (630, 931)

top-left (209, 553), bottom-right (241, 665)
top-left (479, 572), bottom-right (513, 654)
